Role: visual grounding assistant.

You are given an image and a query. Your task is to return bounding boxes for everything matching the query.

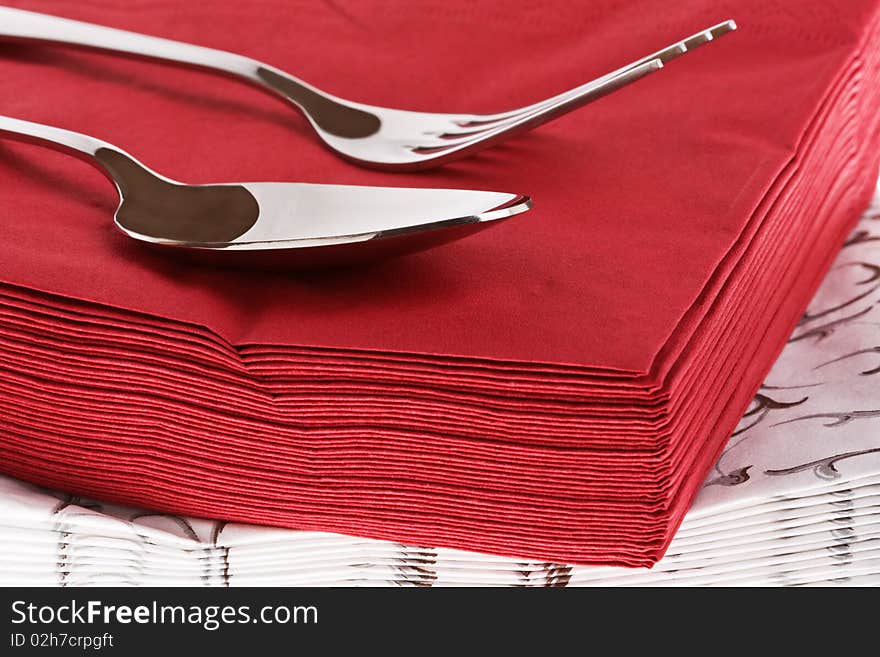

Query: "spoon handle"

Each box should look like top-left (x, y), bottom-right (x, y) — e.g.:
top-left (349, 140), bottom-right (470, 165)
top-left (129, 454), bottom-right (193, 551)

top-left (0, 115), bottom-right (106, 157)
top-left (0, 115), bottom-right (139, 190)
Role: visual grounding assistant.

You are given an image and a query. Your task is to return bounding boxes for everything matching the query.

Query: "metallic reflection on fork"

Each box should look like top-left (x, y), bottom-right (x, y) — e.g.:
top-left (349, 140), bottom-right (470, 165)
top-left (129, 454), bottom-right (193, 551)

top-left (0, 8), bottom-right (737, 170)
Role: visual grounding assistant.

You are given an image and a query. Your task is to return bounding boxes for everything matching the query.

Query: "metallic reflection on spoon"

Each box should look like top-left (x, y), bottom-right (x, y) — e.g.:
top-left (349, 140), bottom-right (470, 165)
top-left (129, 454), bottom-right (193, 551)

top-left (0, 116), bottom-right (531, 269)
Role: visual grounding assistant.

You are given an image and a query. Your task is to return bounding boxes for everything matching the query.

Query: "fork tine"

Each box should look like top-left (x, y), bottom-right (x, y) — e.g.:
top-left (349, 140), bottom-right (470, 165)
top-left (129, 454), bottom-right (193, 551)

top-left (412, 59), bottom-right (663, 155)
top-left (452, 19), bottom-right (736, 128)
top-left (444, 43), bottom-right (681, 132)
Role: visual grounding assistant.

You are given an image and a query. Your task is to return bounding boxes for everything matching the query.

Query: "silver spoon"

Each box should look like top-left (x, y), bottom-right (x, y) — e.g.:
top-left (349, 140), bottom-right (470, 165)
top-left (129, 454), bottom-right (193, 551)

top-left (0, 116), bottom-right (530, 268)
top-left (0, 7), bottom-right (736, 171)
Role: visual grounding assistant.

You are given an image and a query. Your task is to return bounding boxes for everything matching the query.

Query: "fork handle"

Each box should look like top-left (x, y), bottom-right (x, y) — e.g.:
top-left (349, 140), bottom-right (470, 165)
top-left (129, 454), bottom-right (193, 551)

top-left (0, 6), bottom-right (259, 78)
top-left (0, 7), bottom-right (381, 139)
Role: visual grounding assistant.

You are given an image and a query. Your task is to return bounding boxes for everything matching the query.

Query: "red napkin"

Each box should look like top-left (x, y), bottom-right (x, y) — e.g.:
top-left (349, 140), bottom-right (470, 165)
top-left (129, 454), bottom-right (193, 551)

top-left (1, 0), bottom-right (879, 565)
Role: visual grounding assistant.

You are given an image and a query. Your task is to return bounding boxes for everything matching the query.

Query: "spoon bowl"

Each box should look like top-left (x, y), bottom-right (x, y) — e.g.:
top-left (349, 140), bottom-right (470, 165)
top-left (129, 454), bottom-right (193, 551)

top-left (0, 116), bottom-right (530, 269)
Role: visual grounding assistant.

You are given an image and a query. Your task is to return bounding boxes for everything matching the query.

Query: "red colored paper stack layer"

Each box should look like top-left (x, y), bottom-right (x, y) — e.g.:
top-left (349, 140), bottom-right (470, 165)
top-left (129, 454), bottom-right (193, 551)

top-left (2, 0), bottom-right (880, 566)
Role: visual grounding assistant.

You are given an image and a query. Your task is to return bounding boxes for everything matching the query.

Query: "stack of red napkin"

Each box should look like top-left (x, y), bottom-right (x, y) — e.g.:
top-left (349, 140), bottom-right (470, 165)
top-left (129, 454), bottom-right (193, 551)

top-left (2, 0), bottom-right (880, 566)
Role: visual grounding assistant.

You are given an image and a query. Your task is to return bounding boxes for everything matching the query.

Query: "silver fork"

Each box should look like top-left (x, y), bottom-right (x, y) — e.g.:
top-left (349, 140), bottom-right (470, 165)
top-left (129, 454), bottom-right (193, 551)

top-left (0, 7), bottom-right (736, 171)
